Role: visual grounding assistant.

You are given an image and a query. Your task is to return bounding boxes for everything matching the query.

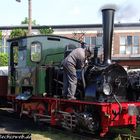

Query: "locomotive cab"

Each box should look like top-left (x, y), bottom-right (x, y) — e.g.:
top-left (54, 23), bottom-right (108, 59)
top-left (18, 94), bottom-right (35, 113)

top-left (7, 35), bottom-right (82, 99)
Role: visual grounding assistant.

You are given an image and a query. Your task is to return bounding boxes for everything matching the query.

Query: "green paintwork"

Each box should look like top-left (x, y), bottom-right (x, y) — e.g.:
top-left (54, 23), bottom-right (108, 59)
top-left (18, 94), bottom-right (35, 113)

top-left (37, 66), bottom-right (46, 94)
top-left (7, 35), bottom-right (81, 96)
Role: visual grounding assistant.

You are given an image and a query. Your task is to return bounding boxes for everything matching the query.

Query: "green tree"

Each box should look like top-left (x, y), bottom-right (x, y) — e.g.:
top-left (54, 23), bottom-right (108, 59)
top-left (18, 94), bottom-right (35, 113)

top-left (0, 31), bottom-right (2, 47)
top-left (39, 27), bottom-right (54, 35)
top-left (0, 31), bottom-right (2, 40)
top-left (9, 17), bottom-right (54, 38)
top-left (0, 53), bottom-right (8, 66)
top-left (21, 17), bottom-right (54, 35)
top-left (9, 29), bottom-right (27, 39)
top-left (21, 17), bottom-right (36, 36)
top-left (9, 17), bottom-right (37, 39)
top-left (21, 17), bottom-right (36, 25)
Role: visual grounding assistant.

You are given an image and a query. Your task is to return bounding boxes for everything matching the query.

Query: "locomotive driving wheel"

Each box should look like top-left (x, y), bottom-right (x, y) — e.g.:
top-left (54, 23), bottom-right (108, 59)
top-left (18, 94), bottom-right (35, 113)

top-left (75, 112), bottom-right (100, 134)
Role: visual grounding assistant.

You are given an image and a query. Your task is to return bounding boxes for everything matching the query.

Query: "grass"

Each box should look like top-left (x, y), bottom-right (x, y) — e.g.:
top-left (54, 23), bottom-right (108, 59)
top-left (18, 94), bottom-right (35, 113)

top-left (23, 125), bottom-right (140, 140)
top-left (24, 129), bottom-right (88, 140)
top-left (108, 125), bottom-right (140, 140)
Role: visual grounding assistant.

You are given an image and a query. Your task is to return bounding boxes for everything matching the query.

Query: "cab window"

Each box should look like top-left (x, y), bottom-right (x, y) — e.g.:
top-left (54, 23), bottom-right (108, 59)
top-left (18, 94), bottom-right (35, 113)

top-left (13, 46), bottom-right (18, 66)
top-left (31, 41), bottom-right (42, 62)
top-left (10, 42), bottom-right (19, 67)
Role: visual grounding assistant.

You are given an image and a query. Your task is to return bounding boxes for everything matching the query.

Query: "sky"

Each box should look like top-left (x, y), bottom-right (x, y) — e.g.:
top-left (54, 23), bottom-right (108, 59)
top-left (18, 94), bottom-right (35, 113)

top-left (1, 0), bottom-right (140, 26)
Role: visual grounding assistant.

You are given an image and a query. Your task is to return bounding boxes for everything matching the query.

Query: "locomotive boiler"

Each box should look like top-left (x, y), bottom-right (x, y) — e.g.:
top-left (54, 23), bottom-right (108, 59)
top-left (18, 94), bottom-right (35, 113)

top-left (82, 8), bottom-right (128, 102)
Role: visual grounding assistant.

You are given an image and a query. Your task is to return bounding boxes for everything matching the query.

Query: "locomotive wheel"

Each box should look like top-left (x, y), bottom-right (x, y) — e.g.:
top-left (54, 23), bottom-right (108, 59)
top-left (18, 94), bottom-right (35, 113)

top-left (74, 110), bottom-right (101, 135)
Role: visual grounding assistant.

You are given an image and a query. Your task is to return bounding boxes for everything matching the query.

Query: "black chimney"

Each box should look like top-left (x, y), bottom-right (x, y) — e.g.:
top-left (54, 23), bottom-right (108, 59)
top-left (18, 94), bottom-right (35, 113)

top-left (102, 8), bottom-right (115, 65)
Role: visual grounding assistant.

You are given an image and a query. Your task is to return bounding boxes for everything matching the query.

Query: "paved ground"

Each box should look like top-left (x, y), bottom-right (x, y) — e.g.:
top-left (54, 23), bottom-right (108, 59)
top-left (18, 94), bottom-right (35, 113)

top-left (0, 108), bottom-right (41, 133)
top-left (0, 108), bottom-right (100, 140)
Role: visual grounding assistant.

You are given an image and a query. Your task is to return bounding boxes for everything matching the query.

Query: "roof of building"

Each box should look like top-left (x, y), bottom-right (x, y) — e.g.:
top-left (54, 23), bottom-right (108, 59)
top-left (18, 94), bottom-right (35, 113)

top-left (0, 23), bottom-right (140, 30)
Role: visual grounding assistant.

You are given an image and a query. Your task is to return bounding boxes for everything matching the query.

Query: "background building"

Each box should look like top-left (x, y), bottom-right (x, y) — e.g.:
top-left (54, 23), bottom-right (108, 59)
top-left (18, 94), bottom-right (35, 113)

top-left (1, 23), bottom-right (140, 67)
top-left (53, 23), bottom-right (140, 67)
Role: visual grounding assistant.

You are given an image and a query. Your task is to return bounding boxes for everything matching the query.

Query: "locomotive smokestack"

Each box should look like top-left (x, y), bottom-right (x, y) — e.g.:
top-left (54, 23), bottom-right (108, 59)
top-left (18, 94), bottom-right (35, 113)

top-left (102, 8), bottom-right (115, 64)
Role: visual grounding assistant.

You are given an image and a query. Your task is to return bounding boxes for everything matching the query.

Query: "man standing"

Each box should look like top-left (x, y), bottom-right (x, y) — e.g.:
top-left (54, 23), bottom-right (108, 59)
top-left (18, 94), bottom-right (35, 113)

top-left (62, 46), bottom-right (91, 100)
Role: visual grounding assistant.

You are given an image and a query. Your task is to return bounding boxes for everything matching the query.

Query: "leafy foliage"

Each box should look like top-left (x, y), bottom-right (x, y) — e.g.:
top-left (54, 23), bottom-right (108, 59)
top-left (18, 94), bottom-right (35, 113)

top-left (0, 31), bottom-right (2, 40)
top-left (0, 53), bottom-right (8, 66)
top-left (39, 27), bottom-right (54, 35)
top-left (21, 17), bottom-right (54, 35)
top-left (9, 29), bottom-right (27, 39)
top-left (21, 17), bottom-right (36, 25)
top-left (0, 31), bottom-right (2, 48)
top-left (9, 17), bottom-right (54, 38)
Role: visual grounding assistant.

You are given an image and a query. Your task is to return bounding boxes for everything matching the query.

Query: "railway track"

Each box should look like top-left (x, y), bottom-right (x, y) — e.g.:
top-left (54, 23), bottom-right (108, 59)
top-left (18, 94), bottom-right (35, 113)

top-left (0, 107), bottom-right (140, 140)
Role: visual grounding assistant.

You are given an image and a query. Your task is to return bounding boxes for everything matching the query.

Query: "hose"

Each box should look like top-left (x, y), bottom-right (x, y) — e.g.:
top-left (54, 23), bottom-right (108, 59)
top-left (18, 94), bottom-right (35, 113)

top-left (113, 94), bottom-right (122, 114)
top-left (112, 94), bottom-right (122, 121)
